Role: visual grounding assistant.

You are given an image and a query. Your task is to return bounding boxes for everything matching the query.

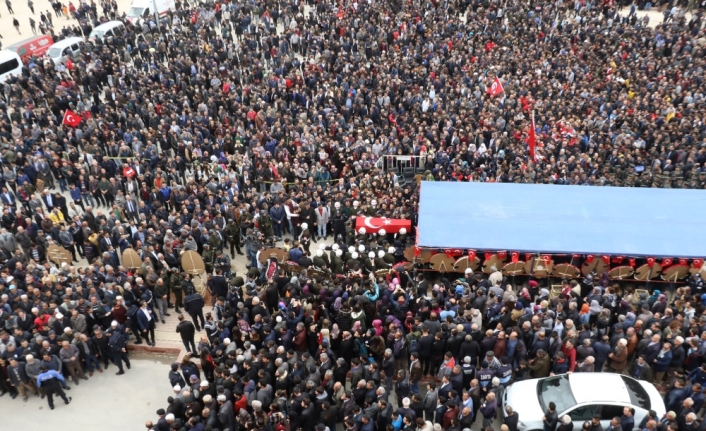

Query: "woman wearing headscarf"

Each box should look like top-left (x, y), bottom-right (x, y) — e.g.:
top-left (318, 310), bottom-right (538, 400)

top-left (651, 294), bottom-right (667, 315)
top-left (588, 300), bottom-right (602, 325)
top-left (579, 303), bottom-right (591, 326)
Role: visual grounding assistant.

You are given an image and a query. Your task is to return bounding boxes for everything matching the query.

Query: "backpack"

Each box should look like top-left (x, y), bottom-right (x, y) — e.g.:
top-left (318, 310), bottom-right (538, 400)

top-left (408, 336), bottom-right (419, 353)
top-left (355, 338), bottom-right (368, 356)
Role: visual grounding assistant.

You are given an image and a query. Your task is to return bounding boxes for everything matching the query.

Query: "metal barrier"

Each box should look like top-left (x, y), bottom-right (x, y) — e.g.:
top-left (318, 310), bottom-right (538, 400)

top-left (375, 155), bottom-right (425, 179)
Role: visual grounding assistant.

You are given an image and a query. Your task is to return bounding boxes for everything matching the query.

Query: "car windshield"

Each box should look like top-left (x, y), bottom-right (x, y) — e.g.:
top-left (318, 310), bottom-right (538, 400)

top-left (47, 47), bottom-right (62, 58)
top-left (90, 30), bottom-right (105, 38)
top-left (537, 375), bottom-right (577, 414)
top-left (621, 376), bottom-right (651, 410)
top-left (128, 7), bottom-right (144, 16)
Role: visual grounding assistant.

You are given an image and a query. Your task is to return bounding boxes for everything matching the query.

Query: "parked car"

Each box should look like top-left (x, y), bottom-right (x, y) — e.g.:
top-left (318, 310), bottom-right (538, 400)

top-left (4, 34), bottom-right (53, 64)
top-left (0, 51), bottom-right (23, 82)
top-left (47, 37), bottom-right (84, 65)
top-left (503, 374), bottom-right (665, 431)
top-left (88, 21), bottom-right (126, 44)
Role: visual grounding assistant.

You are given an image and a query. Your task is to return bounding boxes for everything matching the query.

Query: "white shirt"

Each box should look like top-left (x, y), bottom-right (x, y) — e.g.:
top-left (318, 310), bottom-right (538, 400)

top-left (141, 308), bottom-right (152, 322)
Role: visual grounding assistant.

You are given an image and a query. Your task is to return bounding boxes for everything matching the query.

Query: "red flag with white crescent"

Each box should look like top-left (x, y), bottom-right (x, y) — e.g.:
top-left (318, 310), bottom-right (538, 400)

top-left (62, 109), bottom-right (82, 127)
top-left (354, 217), bottom-right (411, 234)
top-left (487, 77), bottom-right (504, 97)
top-left (528, 111), bottom-right (537, 160)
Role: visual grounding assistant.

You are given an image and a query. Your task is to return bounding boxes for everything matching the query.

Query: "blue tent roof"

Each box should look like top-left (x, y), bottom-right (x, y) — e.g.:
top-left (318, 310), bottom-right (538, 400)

top-left (417, 181), bottom-right (706, 258)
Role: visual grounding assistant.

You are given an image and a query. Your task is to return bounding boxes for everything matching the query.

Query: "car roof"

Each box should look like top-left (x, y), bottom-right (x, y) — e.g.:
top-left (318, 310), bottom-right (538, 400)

top-left (50, 37), bottom-right (83, 49)
top-left (93, 21), bottom-right (125, 31)
top-left (5, 35), bottom-right (52, 50)
top-left (568, 373), bottom-right (631, 405)
top-left (0, 50), bottom-right (21, 61)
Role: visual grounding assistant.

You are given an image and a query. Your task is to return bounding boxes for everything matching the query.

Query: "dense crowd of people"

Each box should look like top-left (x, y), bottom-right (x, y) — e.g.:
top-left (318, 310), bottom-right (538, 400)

top-left (1, 0), bottom-right (706, 428)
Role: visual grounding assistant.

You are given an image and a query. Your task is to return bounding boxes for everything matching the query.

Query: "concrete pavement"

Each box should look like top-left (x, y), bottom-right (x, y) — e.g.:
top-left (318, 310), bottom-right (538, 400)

top-left (0, 353), bottom-right (174, 429)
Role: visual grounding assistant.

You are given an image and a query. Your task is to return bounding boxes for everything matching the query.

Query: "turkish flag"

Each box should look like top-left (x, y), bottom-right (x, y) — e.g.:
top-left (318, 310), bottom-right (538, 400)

top-left (354, 217), bottom-right (411, 234)
top-left (487, 77), bottom-right (504, 96)
top-left (572, 254), bottom-right (581, 260)
top-left (646, 257), bottom-right (655, 268)
top-left (612, 256), bottom-right (624, 264)
top-left (585, 254), bottom-right (595, 264)
top-left (525, 253), bottom-right (534, 262)
top-left (541, 254), bottom-right (551, 262)
top-left (602, 255), bottom-right (610, 265)
top-left (694, 259), bottom-right (704, 269)
top-left (511, 252), bottom-right (519, 263)
top-left (528, 112), bottom-right (537, 160)
top-left (62, 109), bottom-right (82, 127)
top-left (497, 251), bottom-right (507, 260)
top-left (628, 258), bottom-right (636, 267)
top-left (468, 250), bottom-right (477, 261)
top-left (679, 258), bottom-right (688, 266)
top-left (484, 252), bottom-right (493, 261)
top-left (662, 258), bottom-right (674, 267)
top-left (414, 246), bottom-right (421, 258)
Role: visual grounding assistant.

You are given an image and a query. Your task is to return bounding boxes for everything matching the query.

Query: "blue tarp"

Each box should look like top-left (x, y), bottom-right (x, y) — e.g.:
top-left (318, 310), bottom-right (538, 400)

top-left (417, 181), bottom-right (706, 258)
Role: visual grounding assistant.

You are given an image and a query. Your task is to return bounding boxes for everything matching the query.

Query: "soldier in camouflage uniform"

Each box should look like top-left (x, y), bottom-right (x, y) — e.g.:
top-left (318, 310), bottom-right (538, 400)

top-left (331, 249), bottom-right (345, 274)
top-left (313, 249), bottom-right (328, 270)
top-left (208, 230), bottom-right (222, 252)
top-left (224, 220), bottom-right (243, 256)
top-left (202, 244), bottom-right (215, 274)
top-left (259, 210), bottom-right (274, 238)
top-left (169, 268), bottom-right (183, 313)
top-left (215, 250), bottom-right (232, 277)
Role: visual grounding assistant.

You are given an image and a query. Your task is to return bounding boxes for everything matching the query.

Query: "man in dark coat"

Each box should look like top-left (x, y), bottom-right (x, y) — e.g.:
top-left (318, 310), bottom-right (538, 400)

top-left (176, 314), bottom-right (197, 354)
top-left (108, 323), bottom-right (131, 375)
top-left (184, 289), bottom-right (206, 331)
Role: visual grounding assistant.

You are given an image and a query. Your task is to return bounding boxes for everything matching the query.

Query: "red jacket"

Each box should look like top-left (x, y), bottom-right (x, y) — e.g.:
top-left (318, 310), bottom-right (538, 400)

top-left (562, 344), bottom-right (577, 372)
top-left (292, 328), bottom-right (307, 353)
top-left (234, 394), bottom-right (247, 413)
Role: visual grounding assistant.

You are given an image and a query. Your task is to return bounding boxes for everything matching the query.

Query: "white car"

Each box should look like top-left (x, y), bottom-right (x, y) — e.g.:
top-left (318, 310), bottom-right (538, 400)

top-left (503, 373), bottom-right (666, 431)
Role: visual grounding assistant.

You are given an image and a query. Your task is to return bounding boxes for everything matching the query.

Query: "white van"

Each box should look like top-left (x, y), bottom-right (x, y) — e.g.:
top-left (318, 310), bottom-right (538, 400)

top-left (88, 21), bottom-right (127, 44)
top-left (126, 0), bottom-right (175, 25)
top-left (0, 51), bottom-right (23, 83)
top-left (47, 37), bottom-right (85, 65)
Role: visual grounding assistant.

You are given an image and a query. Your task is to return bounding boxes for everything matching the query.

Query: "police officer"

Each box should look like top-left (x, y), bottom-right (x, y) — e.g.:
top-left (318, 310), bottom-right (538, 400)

top-left (108, 322), bottom-right (131, 375)
top-left (331, 209), bottom-right (347, 239)
top-left (36, 366), bottom-right (71, 409)
top-left (183, 287), bottom-right (206, 332)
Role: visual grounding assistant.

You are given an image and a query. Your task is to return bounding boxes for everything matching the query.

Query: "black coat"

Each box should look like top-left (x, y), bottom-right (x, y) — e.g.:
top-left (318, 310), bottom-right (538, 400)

top-left (176, 320), bottom-right (196, 341)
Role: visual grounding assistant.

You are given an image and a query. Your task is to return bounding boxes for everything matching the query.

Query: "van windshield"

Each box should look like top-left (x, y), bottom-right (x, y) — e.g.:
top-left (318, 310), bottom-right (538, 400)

top-left (48, 47), bottom-right (62, 58)
top-left (128, 7), bottom-right (145, 16)
top-left (90, 30), bottom-right (105, 38)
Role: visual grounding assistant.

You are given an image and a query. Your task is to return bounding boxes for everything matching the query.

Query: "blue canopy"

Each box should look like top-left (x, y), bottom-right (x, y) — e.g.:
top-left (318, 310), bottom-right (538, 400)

top-left (417, 181), bottom-right (706, 258)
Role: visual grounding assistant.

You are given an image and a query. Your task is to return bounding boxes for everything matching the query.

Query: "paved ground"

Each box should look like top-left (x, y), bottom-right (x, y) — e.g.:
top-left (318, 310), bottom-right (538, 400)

top-left (0, 352), bottom-right (174, 429)
top-left (0, 0), bottom-right (686, 49)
